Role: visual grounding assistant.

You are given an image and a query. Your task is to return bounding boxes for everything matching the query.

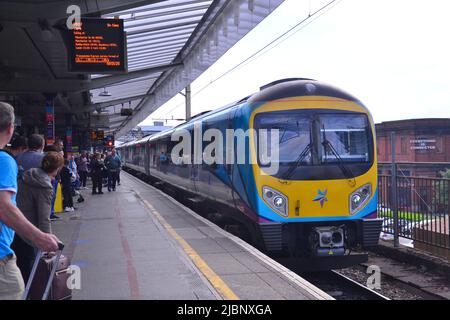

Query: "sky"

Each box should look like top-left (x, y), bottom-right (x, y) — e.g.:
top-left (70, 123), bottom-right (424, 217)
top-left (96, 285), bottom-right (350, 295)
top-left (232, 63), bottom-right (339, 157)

top-left (141, 0), bottom-right (450, 127)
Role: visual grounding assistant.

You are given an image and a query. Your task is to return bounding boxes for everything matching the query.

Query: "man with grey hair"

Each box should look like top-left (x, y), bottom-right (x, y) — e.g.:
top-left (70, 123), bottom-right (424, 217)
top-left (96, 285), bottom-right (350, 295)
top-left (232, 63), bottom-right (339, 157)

top-left (0, 102), bottom-right (60, 300)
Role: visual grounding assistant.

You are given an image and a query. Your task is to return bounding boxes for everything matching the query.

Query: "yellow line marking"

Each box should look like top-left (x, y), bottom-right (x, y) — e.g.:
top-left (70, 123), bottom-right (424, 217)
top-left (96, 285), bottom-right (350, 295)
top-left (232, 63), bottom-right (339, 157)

top-left (135, 192), bottom-right (239, 300)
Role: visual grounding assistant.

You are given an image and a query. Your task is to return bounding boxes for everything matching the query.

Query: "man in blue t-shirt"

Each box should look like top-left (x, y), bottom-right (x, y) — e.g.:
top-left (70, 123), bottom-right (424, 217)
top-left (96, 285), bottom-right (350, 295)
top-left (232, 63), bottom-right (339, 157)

top-left (0, 102), bottom-right (60, 300)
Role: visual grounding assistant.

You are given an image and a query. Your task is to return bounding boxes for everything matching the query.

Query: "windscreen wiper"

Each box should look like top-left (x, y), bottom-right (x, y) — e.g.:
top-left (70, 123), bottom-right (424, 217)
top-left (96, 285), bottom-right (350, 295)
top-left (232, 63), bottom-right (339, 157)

top-left (281, 143), bottom-right (311, 180)
top-left (321, 125), bottom-right (355, 180)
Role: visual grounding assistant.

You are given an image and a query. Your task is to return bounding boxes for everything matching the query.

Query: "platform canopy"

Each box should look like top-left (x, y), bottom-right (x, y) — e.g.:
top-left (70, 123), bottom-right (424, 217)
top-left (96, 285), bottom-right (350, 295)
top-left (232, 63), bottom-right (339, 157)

top-left (0, 0), bottom-right (284, 137)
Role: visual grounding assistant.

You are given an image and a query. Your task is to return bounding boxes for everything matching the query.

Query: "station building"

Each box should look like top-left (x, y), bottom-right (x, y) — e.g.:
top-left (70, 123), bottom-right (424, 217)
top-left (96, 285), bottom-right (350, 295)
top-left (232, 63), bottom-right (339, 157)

top-left (376, 118), bottom-right (450, 177)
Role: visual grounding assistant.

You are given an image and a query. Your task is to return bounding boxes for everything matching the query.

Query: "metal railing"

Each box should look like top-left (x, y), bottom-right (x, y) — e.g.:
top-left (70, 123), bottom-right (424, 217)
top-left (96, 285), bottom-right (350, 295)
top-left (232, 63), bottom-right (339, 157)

top-left (378, 174), bottom-right (450, 249)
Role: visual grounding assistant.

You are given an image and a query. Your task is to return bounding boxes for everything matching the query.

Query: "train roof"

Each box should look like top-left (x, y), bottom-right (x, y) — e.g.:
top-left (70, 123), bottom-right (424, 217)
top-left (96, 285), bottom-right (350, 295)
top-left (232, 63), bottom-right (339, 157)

top-left (121, 78), bottom-right (367, 147)
top-left (248, 78), bottom-right (363, 105)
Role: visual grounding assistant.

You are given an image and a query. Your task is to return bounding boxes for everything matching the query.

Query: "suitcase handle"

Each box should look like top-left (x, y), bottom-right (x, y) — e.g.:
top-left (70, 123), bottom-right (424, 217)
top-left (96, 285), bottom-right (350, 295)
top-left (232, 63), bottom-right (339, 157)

top-left (42, 242), bottom-right (65, 300)
top-left (22, 241), bottom-right (65, 300)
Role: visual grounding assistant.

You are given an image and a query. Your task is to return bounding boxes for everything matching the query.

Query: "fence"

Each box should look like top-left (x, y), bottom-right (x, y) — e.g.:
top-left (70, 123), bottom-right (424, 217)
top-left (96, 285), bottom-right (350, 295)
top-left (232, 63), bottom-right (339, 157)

top-left (378, 174), bottom-right (450, 252)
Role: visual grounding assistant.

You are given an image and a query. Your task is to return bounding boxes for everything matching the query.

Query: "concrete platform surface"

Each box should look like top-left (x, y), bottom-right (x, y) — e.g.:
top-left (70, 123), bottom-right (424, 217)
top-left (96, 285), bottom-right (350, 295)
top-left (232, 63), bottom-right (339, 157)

top-left (51, 172), bottom-right (332, 300)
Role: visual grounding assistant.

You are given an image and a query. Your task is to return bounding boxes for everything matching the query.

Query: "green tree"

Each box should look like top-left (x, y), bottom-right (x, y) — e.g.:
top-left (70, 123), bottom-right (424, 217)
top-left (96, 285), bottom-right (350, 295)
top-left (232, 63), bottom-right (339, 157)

top-left (433, 169), bottom-right (449, 213)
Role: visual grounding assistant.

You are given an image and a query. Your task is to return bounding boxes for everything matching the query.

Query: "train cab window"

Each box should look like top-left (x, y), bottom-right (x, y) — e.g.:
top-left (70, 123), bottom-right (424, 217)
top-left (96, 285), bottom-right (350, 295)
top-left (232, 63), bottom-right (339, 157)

top-left (254, 110), bottom-right (374, 180)
top-left (254, 112), bottom-right (312, 166)
top-left (319, 114), bottom-right (371, 164)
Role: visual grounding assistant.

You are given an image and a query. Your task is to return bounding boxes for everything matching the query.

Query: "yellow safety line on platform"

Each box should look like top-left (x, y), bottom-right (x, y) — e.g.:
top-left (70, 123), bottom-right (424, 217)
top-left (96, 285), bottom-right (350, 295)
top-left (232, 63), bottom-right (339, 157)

top-left (135, 192), bottom-right (239, 301)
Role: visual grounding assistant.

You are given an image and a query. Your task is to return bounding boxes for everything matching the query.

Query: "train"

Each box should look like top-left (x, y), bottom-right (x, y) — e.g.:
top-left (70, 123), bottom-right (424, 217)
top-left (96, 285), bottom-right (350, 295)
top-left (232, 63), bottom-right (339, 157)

top-left (118, 78), bottom-right (383, 268)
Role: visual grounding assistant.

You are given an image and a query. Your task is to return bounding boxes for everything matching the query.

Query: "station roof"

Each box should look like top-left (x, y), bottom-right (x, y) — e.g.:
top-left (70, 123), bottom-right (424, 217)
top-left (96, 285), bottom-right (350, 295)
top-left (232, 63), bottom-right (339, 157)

top-left (0, 0), bottom-right (284, 137)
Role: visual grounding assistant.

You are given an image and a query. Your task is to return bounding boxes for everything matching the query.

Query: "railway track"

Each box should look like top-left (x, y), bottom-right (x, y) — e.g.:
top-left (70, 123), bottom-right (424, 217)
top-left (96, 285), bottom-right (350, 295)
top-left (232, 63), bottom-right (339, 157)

top-left (300, 270), bottom-right (390, 300)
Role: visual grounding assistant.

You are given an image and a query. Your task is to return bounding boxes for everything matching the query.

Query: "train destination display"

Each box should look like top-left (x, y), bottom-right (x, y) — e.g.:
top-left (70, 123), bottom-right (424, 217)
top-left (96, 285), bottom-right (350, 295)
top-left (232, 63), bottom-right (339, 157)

top-left (63, 18), bottom-right (127, 73)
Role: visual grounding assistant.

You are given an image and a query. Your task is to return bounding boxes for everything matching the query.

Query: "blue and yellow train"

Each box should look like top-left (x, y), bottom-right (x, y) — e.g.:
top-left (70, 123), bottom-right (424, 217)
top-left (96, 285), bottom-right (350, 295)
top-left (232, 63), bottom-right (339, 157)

top-left (118, 78), bottom-right (383, 264)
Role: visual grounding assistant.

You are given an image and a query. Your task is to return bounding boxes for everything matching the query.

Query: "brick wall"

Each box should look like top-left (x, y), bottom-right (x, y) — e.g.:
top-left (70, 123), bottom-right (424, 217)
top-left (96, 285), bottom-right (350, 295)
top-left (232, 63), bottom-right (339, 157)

top-left (376, 118), bottom-right (450, 177)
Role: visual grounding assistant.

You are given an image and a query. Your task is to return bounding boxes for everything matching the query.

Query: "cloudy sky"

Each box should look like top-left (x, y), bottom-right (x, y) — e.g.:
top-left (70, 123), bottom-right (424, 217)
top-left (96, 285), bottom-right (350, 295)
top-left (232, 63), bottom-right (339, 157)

top-left (141, 0), bottom-right (450, 127)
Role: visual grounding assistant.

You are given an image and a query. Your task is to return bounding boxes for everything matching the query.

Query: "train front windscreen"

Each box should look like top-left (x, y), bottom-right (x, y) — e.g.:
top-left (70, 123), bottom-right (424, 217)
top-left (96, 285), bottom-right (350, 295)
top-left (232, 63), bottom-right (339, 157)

top-left (254, 110), bottom-right (374, 180)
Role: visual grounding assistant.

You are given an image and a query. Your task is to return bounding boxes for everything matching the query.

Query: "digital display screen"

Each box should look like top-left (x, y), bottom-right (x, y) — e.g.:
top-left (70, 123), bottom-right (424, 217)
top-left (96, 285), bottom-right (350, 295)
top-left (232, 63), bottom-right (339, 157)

top-left (63, 18), bottom-right (127, 73)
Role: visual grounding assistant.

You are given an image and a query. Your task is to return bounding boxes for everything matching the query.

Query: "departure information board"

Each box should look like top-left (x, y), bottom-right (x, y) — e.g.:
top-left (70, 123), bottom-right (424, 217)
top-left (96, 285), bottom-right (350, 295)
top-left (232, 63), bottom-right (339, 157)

top-left (63, 18), bottom-right (127, 73)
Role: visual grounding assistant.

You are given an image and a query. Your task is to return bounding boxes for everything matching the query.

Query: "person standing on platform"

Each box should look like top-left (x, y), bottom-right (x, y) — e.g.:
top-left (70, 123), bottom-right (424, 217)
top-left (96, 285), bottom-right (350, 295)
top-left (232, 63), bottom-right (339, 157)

top-left (68, 154), bottom-right (79, 190)
top-left (0, 102), bottom-right (60, 300)
top-left (105, 148), bottom-right (121, 192)
top-left (44, 144), bottom-right (62, 221)
top-left (116, 151), bottom-right (122, 186)
top-left (54, 139), bottom-right (64, 157)
top-left (12, 152), bottom-right (64, 283)
top-left (60, 159), bottom-right (74, 212)
top-left (5, 135), bottom-right (27, 158)
top-left (91, 153), bottom-right (105, 195)
top-left (100, 154), bottom-right (108, 187)
top-left (16, 134), bottom-right (45, 178)
top-left (78, 151), bottom-right (88, 189)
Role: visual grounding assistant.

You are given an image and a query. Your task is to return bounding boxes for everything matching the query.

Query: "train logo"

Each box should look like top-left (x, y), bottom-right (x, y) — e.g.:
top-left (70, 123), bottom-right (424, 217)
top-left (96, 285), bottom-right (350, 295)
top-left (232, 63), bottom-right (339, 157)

top-left (313, 189), bottom-right (328, 208)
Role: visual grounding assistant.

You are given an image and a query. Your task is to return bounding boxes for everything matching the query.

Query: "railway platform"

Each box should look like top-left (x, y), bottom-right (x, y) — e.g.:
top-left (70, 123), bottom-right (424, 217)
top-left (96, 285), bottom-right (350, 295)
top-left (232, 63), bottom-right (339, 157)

top-left (50, 171), bottom-right (332, 300)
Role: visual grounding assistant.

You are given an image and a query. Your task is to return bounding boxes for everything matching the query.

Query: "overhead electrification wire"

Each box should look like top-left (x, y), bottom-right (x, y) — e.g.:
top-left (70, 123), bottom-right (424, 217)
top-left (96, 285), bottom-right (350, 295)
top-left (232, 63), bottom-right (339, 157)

top-left (160, 0), bottom-right (343, 119)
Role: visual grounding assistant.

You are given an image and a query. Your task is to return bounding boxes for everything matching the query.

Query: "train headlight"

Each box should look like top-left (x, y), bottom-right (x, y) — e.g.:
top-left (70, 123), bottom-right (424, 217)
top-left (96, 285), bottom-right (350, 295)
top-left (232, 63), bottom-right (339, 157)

top-left (349, 184), bottom-right (372, 215)
top-left (263, 186), bottom-right (288, 217)
top-left (273, 196), bottom-right (285, 208)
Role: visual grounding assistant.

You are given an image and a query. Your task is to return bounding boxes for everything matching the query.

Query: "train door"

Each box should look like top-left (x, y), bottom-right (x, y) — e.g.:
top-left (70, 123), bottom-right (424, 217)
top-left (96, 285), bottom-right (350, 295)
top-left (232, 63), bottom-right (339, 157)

top-left (148, 141), bottom-right (156, 172)
top-left (145, 139), bottom-right (150, 176)
top-left (197, 111), bottom-right (233, 203)
top-left (189, 125), bottom-right (199, 194)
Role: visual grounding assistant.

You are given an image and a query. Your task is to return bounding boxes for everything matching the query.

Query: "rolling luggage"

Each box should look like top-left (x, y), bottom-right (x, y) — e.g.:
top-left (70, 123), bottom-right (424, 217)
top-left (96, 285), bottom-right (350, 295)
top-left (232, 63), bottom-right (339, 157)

top-left (22, 243), bottom-right (72, 300)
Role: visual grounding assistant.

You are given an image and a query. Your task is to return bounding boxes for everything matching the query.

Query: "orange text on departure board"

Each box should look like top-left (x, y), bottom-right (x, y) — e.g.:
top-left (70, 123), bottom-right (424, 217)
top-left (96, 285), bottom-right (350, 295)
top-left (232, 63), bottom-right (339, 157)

top-left (73, 22), bottom-right (122, 68)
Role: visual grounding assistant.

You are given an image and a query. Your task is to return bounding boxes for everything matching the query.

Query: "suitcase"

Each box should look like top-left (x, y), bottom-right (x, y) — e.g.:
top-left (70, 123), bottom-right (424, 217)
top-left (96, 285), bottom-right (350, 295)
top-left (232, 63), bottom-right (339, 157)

top-left (22, 243), bottom-right (72, 300)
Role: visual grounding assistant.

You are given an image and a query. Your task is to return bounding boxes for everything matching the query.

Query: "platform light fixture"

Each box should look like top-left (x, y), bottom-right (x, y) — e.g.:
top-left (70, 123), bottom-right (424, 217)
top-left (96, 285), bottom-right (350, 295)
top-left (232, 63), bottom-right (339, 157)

top-left (99, 88), bottom-right (112, 97)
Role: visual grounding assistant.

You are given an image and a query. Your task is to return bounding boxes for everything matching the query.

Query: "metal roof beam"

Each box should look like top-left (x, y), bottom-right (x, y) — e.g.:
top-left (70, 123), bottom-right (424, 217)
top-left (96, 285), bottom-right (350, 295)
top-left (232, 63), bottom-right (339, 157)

top-left (127, 28), bottom-right (194, 45)
top-left (127, 24), bottom-right (196, 40)
top-left (104, 0), bottom-right (211, 18)
top-left (125, 12), bottom-right (206, 31)
top-left (126, 21), bottom-right (198, 36)
top-left (77, 94), bottom-right (152, 113)
top-left (109, 118), bottom-right (129, 125)
top-left (128, 51), bottom-right (179, 63)
top-left (116, 0), bottom-right (285, 137)
top-left (101, 75), bottom-right (159, 89)
top-left (0, 62), bottom-right (182, 93)
top-left (128, 57), bottom-right (176, 69)
top-left (0, 0), bottom-right (169, 24)
top-left (81, 0), bottom-right (168, 17)
top-left (127, 35), bottom-right (189, 50)
top-left (128, 46), bottom-right (183, 59)
top-left (91, 63), bottom-right (182, 88)
top-left (127, 39), bottom-right (186, 54)
top-left (121, 3), bottom-right (211, 23)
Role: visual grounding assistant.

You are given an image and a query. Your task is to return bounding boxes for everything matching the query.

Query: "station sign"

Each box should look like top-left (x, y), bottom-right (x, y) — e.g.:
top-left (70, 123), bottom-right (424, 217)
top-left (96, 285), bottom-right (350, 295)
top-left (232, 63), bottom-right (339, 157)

top-left (410, 138), bottom-right (437, 151)
top-left (45, 102), bottom-right (55, 145)
top-left (60, 18), bottom-right (127, 73)
top-left (120, 108), bottom-right (133, 116)
top-left (66, 127), bottom-right (73, 153)
top-left (90, 129), bottom-right (106, 142)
